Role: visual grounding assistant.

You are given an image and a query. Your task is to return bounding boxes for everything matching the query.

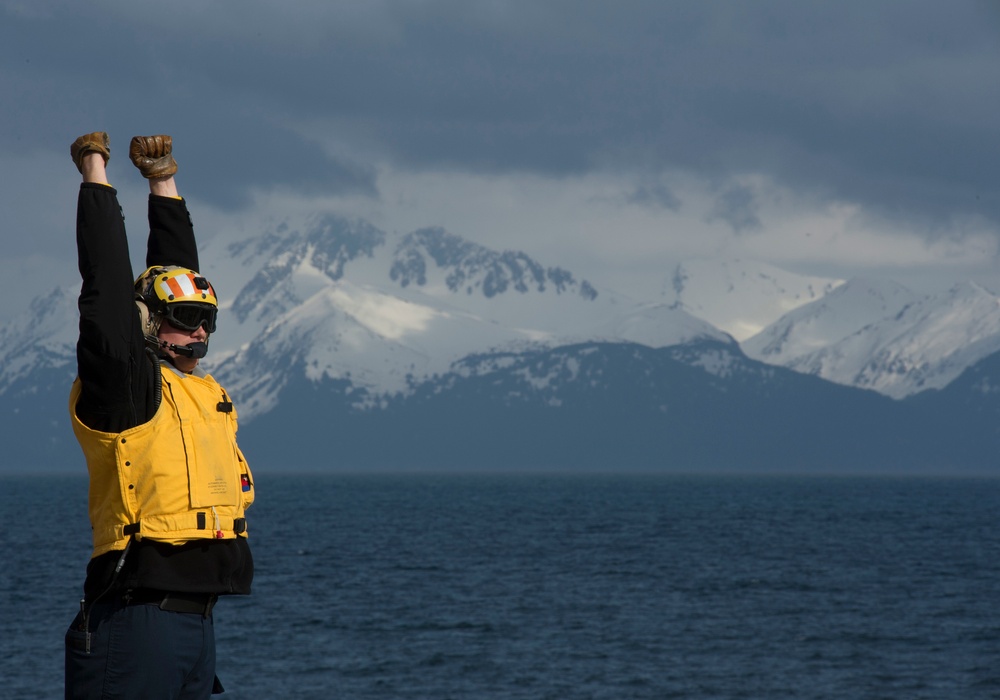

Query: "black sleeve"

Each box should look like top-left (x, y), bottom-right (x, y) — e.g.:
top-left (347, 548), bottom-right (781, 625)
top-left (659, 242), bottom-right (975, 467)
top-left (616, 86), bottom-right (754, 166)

top-left (74, 183), bottom-right (151, 433)
top-left (146, 195), bottom-right (200, 271)
top-left (75, 188), bottom-right (205, 433)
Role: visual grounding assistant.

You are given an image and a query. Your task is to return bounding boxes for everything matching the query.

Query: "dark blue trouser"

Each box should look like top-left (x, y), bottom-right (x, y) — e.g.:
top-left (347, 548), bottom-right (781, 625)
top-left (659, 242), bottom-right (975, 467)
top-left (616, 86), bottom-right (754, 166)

top-left (65, 598), bottom-right (219, 699)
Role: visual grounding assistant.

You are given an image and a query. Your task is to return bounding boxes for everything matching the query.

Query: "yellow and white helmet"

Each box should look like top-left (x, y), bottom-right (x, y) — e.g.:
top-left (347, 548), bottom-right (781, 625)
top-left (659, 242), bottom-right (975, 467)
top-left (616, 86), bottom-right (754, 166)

top-left (134, 265), bottom-right (219, 337)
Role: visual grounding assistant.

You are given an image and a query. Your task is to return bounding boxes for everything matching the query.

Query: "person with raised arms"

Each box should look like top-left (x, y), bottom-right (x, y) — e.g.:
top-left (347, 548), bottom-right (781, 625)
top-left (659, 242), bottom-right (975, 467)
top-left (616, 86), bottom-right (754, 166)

top-left (65, 132), bottom-right (255, 699)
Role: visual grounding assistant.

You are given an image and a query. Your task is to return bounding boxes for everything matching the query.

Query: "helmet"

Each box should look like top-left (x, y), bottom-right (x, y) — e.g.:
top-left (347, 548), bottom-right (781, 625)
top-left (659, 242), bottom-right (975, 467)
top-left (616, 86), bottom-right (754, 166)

top-left (135, 265), bottom-right (219, 337)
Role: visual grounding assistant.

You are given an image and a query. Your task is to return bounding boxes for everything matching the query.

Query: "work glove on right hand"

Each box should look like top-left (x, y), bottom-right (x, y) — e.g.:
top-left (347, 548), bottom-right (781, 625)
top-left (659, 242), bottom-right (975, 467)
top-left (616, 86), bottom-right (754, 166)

top-left (70, 132), bottom-right (110, 173)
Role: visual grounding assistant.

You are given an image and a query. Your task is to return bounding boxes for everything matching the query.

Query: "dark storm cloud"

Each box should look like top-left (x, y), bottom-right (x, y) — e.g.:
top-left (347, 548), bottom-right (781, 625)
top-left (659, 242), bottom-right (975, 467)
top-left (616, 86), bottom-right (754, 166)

top-left (3, 0), bottom-right (1000, 234)
top-left (0, 4), bottom-right (377, 213)
top-left (277, 0), bottom-right (999, 234)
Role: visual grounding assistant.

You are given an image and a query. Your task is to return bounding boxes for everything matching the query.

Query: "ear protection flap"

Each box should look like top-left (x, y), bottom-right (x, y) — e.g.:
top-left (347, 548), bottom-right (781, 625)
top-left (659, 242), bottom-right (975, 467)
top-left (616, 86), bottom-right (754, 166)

top-left (135, 297), bottom-right (162, 338)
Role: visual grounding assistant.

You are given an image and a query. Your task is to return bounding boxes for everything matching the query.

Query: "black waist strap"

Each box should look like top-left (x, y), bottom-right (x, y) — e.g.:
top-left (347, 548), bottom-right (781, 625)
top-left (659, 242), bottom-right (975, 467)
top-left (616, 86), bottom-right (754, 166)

top-left (124, 590), bottom-right (218, 617)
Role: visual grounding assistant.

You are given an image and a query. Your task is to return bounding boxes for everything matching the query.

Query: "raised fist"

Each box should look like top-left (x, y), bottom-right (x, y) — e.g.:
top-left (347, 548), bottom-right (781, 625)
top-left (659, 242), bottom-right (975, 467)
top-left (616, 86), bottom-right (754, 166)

top-left (70, 132), bottom-right (110, 173)
top-left (129, 135), bottom-right (177, 179)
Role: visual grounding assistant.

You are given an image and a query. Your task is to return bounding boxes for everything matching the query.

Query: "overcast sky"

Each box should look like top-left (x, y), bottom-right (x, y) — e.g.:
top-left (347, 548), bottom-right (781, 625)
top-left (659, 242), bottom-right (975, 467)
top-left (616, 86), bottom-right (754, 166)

top-left (2, 0), bottom-right (1000, 322)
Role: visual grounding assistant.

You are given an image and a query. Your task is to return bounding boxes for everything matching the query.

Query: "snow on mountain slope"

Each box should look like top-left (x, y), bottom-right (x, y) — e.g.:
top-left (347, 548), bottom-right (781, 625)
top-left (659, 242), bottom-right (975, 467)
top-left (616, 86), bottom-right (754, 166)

top-left (6, 209), bottom-right (991, 413)
top-left (214, 278), bottom-right (553, 417)
top-left (198, 214), bottom-right (388, 354)
top-left (590, 303), bottom-right (730, 349)
top-left (742, 278), bottom-right (919, 363)
top-left (665, 259), bottom-right (843, 341)
top-left (744, 280), bottom-right (1000, 398)
top-left (199, 215), bottom-right (608, 354)
top-left (1, 213), bottom-right (728, 415)
top-left (0, 285), bottom-right (77, 392)
top-left (190, 215), bottom-right (729, 416)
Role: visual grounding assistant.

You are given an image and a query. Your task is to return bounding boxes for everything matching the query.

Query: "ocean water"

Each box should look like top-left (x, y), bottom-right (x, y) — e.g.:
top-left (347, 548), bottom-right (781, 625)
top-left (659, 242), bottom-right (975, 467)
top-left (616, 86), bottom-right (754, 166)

top-left (2, 472), bottom-right (1000, 699)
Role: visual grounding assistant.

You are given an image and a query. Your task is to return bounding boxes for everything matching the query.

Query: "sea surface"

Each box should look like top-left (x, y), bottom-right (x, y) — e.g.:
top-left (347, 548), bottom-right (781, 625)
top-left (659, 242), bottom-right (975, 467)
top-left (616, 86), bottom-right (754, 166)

top-left (2, 472), bottom-right (1000, 699)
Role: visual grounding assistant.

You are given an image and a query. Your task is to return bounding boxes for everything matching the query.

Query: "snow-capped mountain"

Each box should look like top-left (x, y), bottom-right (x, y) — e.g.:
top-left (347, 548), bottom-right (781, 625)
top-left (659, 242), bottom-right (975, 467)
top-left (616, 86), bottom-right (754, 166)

top-left (5, 218), bottom-right (999, 412)
top-left (0, 285), bottom-right (77, 392)
top-left (7, 212), bottom-right (1000, 472)
top-left (2, 214), bottom-right (728, 419)
top-left (742, 279), bottom-right (1000, 398)
top-left (664, 258), bottom-right (844, 341)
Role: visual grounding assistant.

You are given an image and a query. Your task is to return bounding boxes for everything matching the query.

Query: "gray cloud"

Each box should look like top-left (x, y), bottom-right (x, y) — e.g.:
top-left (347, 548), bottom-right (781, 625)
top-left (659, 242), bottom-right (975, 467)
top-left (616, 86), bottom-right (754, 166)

top-left (707, 185), bottom-right (762, 235)
top-left (2, 0), bottom-right (999, 236)
top-left (626, 184), bottom-right (682, 211)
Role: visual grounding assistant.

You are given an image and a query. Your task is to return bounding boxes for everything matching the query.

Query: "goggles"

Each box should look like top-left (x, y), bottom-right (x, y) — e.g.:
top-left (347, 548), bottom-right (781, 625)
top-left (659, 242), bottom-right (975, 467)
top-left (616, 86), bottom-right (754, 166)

top-left (162, 302), bottom-right (218, 333)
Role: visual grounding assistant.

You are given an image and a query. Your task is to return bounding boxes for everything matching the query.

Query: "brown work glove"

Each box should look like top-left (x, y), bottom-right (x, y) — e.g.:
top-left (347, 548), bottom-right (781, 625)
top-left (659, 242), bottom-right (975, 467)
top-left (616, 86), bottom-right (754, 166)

top-left (129, 135), bottom-right (178, 179)
top-left (70, 132), bottom-right (110, 173)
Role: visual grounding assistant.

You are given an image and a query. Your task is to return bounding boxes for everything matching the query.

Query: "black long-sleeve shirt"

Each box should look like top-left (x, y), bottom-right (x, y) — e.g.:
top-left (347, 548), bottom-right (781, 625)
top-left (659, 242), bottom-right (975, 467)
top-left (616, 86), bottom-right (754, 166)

top-left (75, 182), bottom-right (253, 600)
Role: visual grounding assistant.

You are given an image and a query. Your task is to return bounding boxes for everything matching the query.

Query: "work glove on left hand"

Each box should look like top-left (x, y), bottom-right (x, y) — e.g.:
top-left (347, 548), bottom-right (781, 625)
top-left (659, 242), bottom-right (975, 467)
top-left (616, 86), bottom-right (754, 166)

top-left (129, 135), bottom-right (177, 179)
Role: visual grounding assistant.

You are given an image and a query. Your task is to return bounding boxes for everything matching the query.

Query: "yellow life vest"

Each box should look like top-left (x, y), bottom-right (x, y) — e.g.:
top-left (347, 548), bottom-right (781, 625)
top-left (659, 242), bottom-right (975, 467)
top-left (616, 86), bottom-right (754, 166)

top-left (69, 363), bottom-right (255, 558)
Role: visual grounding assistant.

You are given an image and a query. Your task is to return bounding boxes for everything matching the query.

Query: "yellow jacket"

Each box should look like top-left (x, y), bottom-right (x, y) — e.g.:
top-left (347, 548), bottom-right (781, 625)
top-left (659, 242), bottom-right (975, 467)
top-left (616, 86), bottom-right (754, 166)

top-left (70, 364), bottom-right (254, 558)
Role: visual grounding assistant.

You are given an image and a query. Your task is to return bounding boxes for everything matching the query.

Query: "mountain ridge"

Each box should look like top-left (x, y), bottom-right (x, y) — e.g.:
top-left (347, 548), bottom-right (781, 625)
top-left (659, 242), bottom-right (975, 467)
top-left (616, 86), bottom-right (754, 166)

top-left (4, 213), bottom-right (1000, 472)
top-left (743, 278), bottom-right (1000, 398)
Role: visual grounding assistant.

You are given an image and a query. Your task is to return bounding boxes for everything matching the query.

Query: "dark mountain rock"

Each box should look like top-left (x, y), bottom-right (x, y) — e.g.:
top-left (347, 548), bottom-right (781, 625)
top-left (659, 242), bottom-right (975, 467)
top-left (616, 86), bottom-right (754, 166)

top-left (236, 341), bottom-right (977, 473)
top-left (390, 227), bottom-right (597, 300)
